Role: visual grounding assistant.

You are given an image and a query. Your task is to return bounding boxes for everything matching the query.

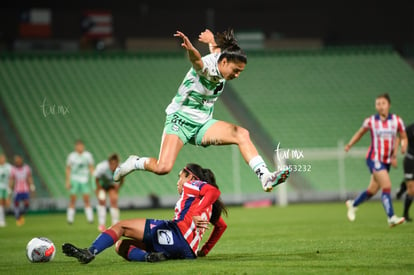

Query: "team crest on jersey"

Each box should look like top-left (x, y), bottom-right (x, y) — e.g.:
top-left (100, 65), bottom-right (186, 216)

top-left (157, 230), bottom-right (174, 245)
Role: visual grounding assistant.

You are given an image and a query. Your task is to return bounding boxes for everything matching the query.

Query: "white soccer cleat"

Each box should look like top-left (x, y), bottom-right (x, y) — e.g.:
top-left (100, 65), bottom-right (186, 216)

top-left (346, 200), bottom-right (357, 222)
top-left (261, 174), bottom-right (274, 192)
top-left (113, 155), bottom-right (140, 182)
top-left (261, 168), bottom-right (290, 192)
top-left (388, 215), bottom-right (405, 228)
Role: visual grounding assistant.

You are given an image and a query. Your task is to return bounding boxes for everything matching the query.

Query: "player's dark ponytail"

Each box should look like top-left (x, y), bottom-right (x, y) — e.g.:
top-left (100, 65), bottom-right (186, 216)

top-left (184, 164), bottom-right (228, 224)
top-left (201, 168), bottom-right (228, 224)
top-left (215, 28), bottom-right (247, 65)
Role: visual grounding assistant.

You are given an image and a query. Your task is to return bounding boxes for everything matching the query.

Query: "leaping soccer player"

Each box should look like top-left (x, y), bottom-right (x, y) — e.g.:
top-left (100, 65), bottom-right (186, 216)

top-left (114, 28), bottom-right (290, 192)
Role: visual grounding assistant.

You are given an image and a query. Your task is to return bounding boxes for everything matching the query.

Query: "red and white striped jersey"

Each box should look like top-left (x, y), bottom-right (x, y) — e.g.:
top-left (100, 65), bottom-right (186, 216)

top-left (363, 114), bottom-right (405, 164)
top-left (173, 180), bottom-right (220, 254)
top-left (10, 164), bottom-right (32, 193)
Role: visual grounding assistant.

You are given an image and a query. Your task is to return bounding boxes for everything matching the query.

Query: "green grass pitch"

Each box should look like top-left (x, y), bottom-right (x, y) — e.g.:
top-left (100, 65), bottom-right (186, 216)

top-left (1, 202), bottom-right (413, 274)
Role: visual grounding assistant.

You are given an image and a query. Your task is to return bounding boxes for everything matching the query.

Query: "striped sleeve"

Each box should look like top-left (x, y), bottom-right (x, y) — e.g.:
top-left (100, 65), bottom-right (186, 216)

top-left (362, 117), bottom-right (371, 129)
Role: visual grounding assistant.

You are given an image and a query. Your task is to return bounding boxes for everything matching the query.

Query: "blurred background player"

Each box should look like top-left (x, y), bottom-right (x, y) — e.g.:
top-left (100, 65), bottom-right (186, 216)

top-left (344, 93), bottom-right (407, 227)
top-left (0, 154), bottom-right (12, 227)
top-left (94, 153), bottom-right (123, 232)
top-left (62, 163), bottom-right (227, 263)
top-left (397, 122), bottom-right (414, 221)
top-left (114, 28), bottom-right (289, 193)
top-left (9, 155), bottom-right (35, 226)
top-left (66, 139), bottom-right (95, 224)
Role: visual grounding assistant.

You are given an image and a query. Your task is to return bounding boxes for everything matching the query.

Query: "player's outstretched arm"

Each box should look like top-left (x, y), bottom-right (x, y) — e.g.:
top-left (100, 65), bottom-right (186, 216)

top-left (198, 29), bottom-right (220, 54)
top-left (345, 127), bottom-right (368, 152)
top-left (174, 31), bottom-right (203, 71)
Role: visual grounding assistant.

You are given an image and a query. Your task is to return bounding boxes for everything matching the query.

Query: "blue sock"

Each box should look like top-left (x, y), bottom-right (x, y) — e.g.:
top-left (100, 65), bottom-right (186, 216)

top-left (127, 246), bottom-right (148, 262)
top-left (381, 189), bottom-right (394, 218)
top-left (353, 190), bottom-right (373, 207)
top-left (88, 229), bottom-right (118, 255)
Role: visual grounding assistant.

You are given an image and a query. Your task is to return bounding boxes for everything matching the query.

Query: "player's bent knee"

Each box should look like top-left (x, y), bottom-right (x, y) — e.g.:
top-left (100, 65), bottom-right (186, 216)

top-left (153, 163), bottom-right (173, 175)
top-left (234, 126), bottom-right (251, 143)
top-left (115, 240), bottom-right (131, 261)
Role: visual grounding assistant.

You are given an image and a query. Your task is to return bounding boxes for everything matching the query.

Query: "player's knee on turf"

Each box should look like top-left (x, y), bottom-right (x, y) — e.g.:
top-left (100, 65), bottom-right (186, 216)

top-left (115, 239), bottom-right (132, 261)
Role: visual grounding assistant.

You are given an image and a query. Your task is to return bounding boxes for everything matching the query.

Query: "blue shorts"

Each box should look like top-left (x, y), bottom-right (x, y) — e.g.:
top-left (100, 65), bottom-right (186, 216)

top-left (14, 192), bottom-right (29, 202)
top-left (366, 158), bottom-right (390, 174)
top-left (143, 219), bottom-right (195, 260)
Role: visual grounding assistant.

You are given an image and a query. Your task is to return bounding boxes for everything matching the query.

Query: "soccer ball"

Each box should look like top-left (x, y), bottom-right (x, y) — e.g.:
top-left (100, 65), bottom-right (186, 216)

top-left (26, 237), bottom-right (56, 263)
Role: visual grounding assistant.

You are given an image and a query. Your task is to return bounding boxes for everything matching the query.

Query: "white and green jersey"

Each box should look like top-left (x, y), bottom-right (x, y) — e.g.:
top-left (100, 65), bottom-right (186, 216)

top-left (166, 53), bottom-right (226, 124)
top-left (93, 160), bottom-right (116, 187)
top-left (0, 163), bottom-right (12, 189)
top-left (66, 151), bottom-right (94, 183)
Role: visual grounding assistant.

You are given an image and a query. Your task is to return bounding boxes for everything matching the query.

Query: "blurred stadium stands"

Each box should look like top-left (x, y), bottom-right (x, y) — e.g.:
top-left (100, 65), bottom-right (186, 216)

top-left (0, 46), bottom-right (413, 210)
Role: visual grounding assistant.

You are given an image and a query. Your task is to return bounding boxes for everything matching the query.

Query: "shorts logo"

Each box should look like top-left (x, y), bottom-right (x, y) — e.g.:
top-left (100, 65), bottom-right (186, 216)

top-left (374, 160), bottom-right (381, 170)
top-left (157, 229), bottom-right (174, 245)
top-left (172, 124), bottom-right (179, 132)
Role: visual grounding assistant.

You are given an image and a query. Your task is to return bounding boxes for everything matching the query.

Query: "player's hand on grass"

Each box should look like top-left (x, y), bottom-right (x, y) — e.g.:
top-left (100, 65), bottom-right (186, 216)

top-left (193, 215), bottom-right (209, 229)
top-left (197, 249), bottom-right (207, 257)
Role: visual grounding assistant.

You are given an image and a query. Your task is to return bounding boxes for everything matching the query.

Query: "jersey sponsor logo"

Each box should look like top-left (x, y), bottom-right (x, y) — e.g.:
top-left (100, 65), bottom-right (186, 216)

top-left (157, 229), bottom-right (174, 245)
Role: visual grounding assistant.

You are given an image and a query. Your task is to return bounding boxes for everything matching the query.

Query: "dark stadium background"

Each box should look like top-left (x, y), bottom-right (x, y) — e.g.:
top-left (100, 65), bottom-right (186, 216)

top-left (1, 1), bottom-right (413, 55)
